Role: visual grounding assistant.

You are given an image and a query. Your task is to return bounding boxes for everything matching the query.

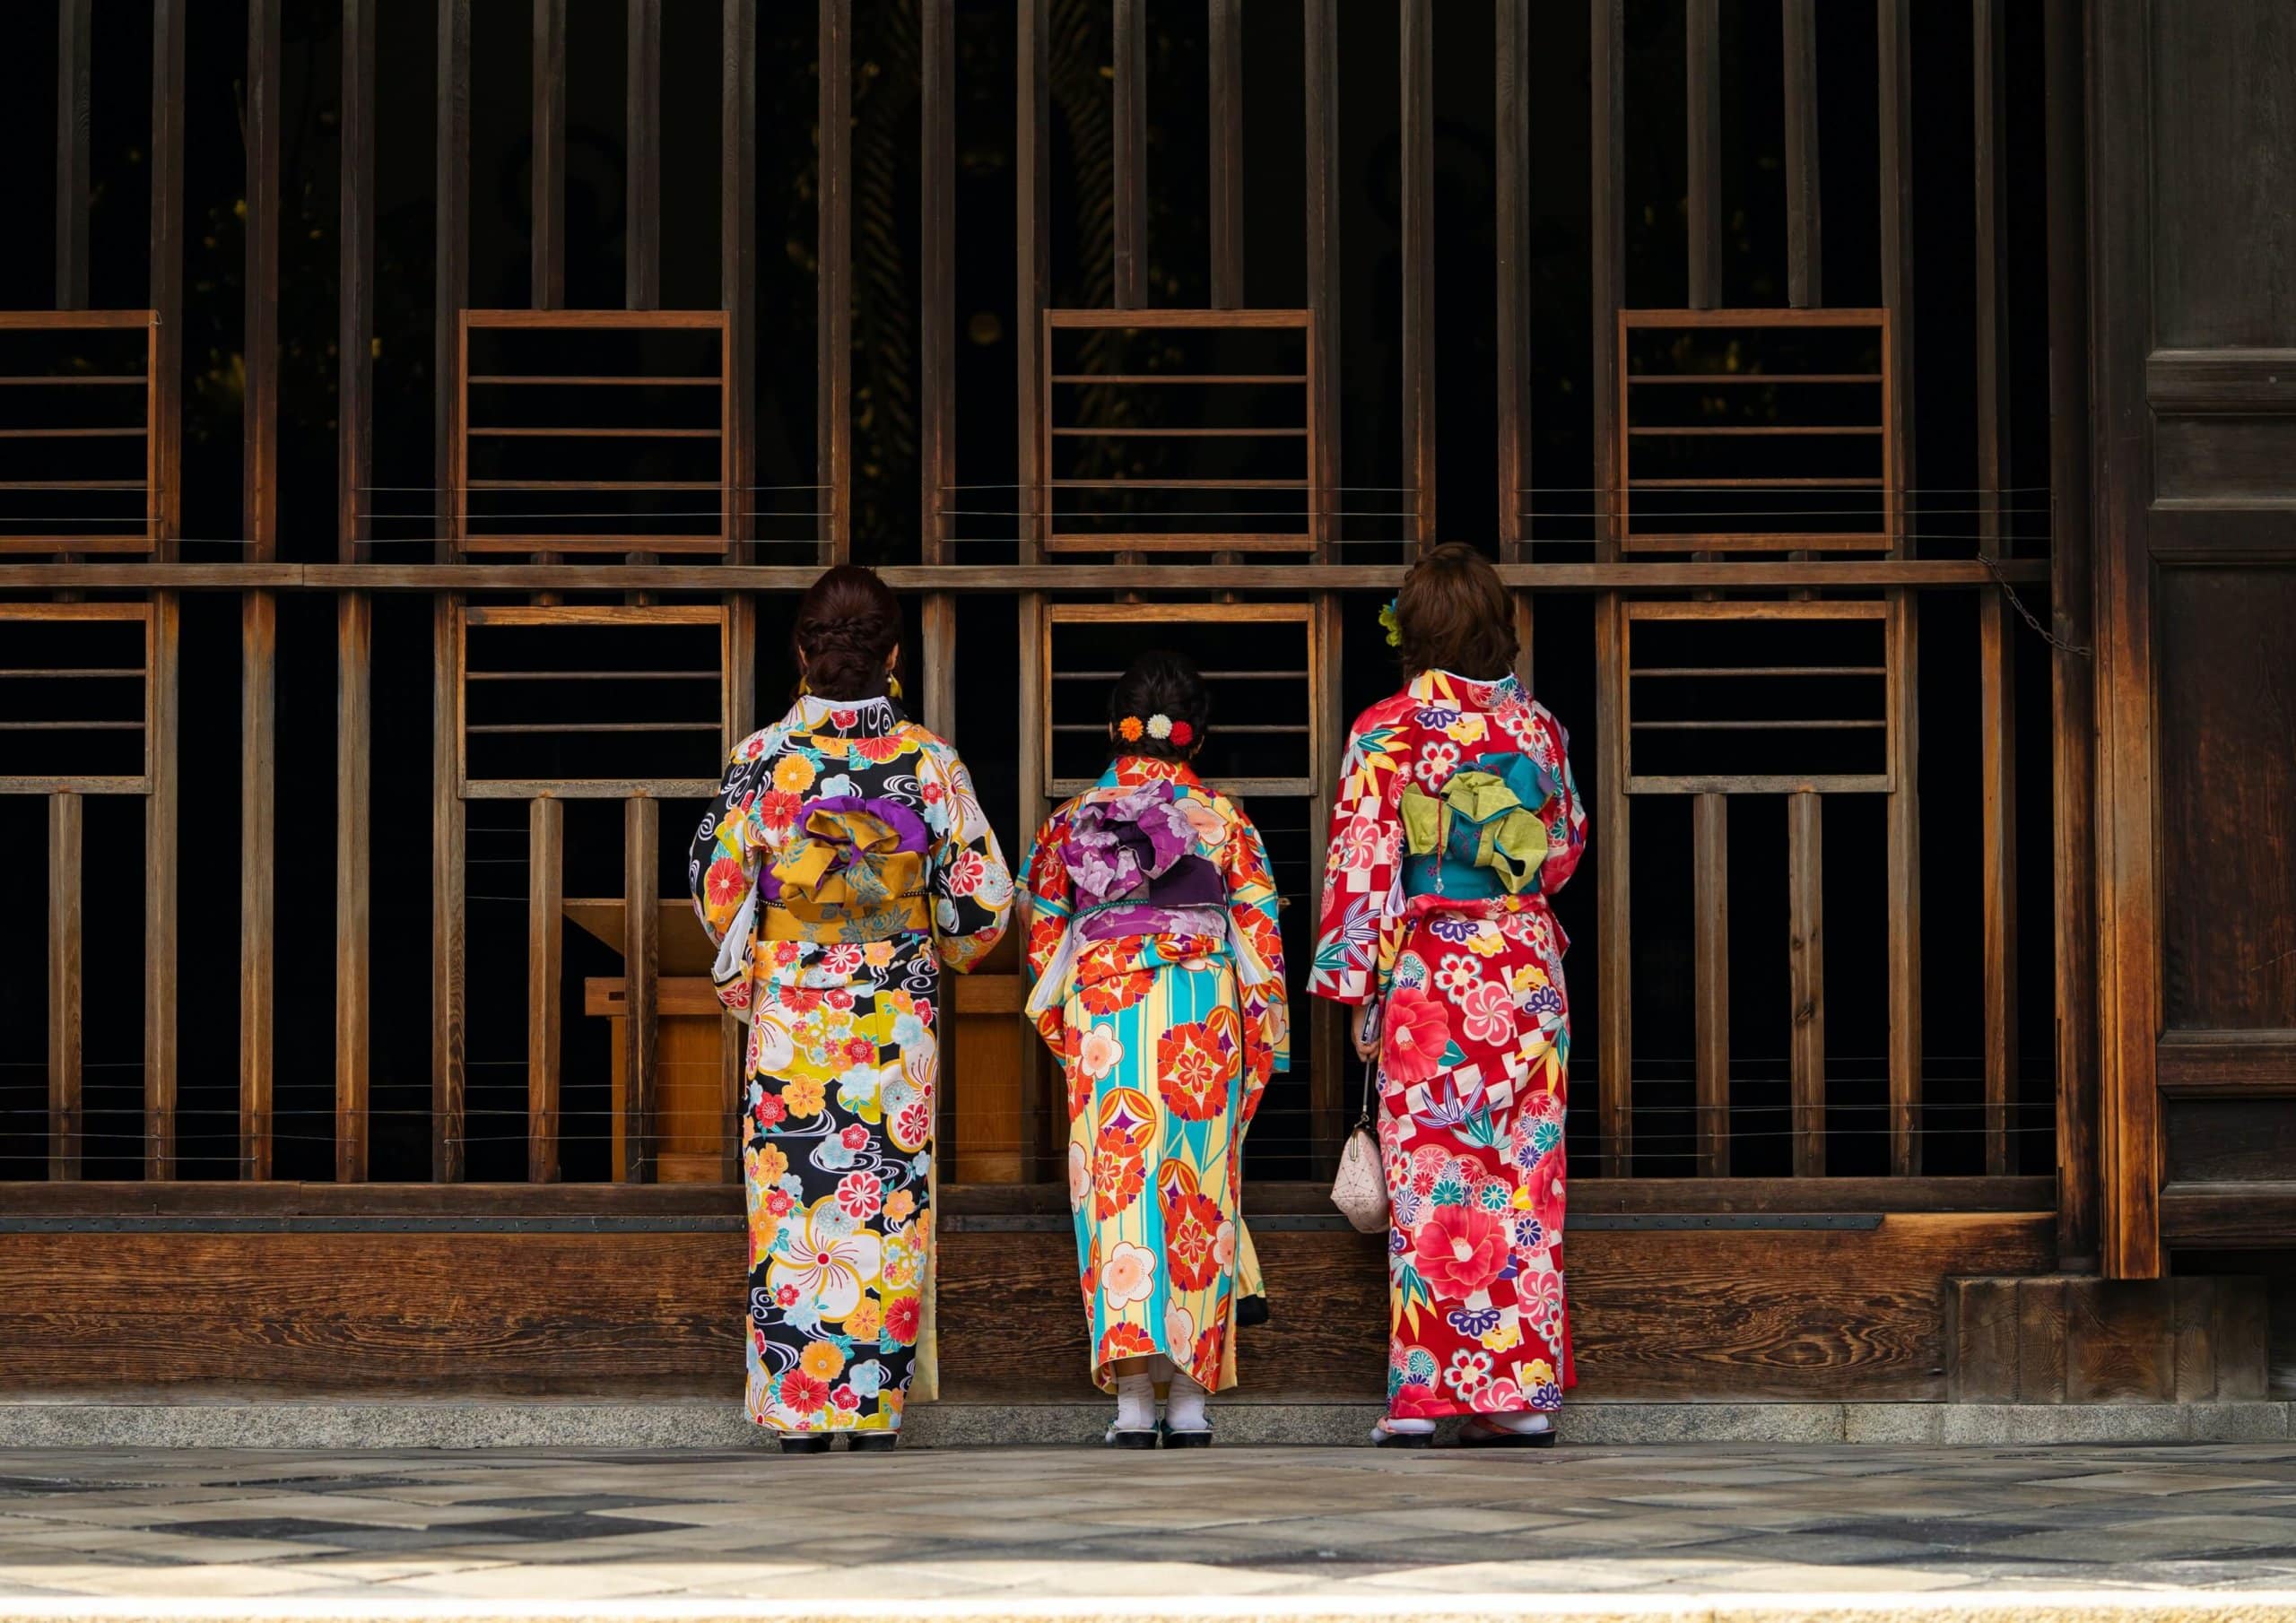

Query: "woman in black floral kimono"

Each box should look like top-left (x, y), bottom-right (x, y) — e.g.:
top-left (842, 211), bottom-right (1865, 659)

top-left (691, 567), bottom-right (1013, 1453)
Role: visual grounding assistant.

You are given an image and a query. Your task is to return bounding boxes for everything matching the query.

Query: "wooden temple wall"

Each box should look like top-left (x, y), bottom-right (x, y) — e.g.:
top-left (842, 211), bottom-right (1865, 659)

top-left (0, 0), bottom-right (2138, 1402)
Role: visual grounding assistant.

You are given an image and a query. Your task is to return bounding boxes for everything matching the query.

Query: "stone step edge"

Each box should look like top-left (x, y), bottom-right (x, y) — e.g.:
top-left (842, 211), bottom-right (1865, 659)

top-left (0, 1594), bottom-right (2289, 1623)
top-left (0, 1399), bottom-right (2282, 1448)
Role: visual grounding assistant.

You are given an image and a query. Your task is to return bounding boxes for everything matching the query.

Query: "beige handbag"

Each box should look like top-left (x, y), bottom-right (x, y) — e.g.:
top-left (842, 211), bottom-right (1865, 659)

top-left (1329, 1053), bottom-right (1390, 1234)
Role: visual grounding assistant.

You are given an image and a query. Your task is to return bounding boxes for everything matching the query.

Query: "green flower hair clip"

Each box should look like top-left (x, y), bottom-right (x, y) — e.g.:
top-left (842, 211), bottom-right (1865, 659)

top-left (1378, 595), bottom-right (1402, 648)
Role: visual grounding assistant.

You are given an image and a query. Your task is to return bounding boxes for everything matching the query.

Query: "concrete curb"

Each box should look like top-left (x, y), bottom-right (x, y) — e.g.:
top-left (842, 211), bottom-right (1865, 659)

top-left (0, 1400), bottom-right (2283, 1450)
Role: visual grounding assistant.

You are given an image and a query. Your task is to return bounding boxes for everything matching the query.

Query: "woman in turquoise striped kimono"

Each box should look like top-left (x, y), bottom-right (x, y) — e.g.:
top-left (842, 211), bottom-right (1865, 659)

top-left (1021, 652), bottom-right (1289, 1446)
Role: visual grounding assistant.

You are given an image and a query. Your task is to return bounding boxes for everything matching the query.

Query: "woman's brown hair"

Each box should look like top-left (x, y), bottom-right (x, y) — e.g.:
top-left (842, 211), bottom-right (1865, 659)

top-left (1393, 542), bottom-right (1518, 681)
top-left (792, 564), bottom-right (903, 701)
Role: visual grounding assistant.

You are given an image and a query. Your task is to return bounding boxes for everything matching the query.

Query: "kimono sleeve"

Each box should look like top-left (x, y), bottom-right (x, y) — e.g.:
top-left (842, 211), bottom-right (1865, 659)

top-left (1222, 810), bottom-right (1290, 1124)
top-left (1017, 810), bottom-right (1073, 1053)
top-left (920, 741), bottom-right (1013, 973)
top-left (1309, 701), bottom-right (1410, 1007)
top-left (1528, 701), bottom-right (1588, 897)
top-left (690, 735), bottom-right (774, 1011)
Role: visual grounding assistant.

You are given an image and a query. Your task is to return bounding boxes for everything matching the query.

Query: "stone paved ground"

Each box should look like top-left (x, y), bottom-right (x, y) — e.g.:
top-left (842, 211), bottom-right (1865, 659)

top-left (0, 1443), bottom-right (2291, 1605)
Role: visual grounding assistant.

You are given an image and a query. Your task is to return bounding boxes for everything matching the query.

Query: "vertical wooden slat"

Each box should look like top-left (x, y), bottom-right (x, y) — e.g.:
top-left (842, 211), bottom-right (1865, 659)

top-left (2045, 0), bottom-right (2100, 1272)
top-left (1782, 0), bottom-right (1822, 308)
top-left (144, 9), bottom-right (181, 1164)
top-left (623, 797), bottom-right (659, 1184)
top-left (1495, 0), bottom-right (1530, 565)
top-left (1887, 589), bottom-right (1922, 1176)
top-left (1692, 793), bottom-right (1729, 1176)
top-left (1878, 0), bottom-right (1916, 556)
top-left (532, 0), bottom-right (566, 309)
top-left (1303, 0), bottom-right (1339, 561)
top-left (1980, 594), bottom-right (2018, 1176)
top-left (56, 0), bottom-right (91, 310)
top-left (720, 590), bottom-right (755, 1185)
top-left (240, 593), bottom-right (277, 1180)
top-left (1399, 0), bottom-right (1434, 555)
top-left (818, 0), bottom-right (852, 565)
top-left (626, 0), bottom-right (662, 310)
top-left (528, 796), bottom-right (564, 1184)
top-left (723, 0), bottom-right (755, 563)
top-left (1207, 0), bottom-right (1244, 309)
top-left (431, 594), bottom-right (467, 1182)
top-left (1111, 0), bottom-right (1147, 309)
top-left (239, 0), bottom-right (282, 1183)
top-left (1591, 0), bottom-right (1631, 1178)
top-left (144, 592), bottom-right (179, 1176)
top-left (1016, 0), bottom-right (1048, 567)
top-left (436, 0), bottom-right (470, 565)
top-left (48, 794), bottom-right (83, 1182)
top-left (921, 0), bottom-right (954, 566)
top-left (1788, 789), bottom-right (1825, 1177)
top-left (1013, 590), bottom-right (1048, 1180)
top-left (1974, 0), bottom-right (2016, 1181)
top-left (1685, 0), bottom-right (1722, 309)
top-left (335, 0), bottom-right (377, 1185)
top-left (336, 592), bottom-right (371, 1182)
top-left (1879, 0), bottom-right (1921, 1176)
top-left (1308, 591), bottom-right (1347, 1172)
top-left (918, 595), bottom-right (959, 1162)
top-left (150, 0), bottom-right (185, 562)
top-left (340, 0), bottom-right (376, 564)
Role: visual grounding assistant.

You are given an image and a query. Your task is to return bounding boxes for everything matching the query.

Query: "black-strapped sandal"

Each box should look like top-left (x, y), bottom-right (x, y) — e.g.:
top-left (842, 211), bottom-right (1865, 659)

top-left (848, 1432), bottom-right (899, 1453)
top-left (778, 1434), bottom-right (831, 1455)
top-left (1161, 1420), bottom-right (1213, 1448)
top-left (1370, 1419), bottom-right (1434, 1449)
top-left (1105, 1425), bottom-right (1161, 1450)
top-left (1458, 1417), bottom-right (1559, 1449)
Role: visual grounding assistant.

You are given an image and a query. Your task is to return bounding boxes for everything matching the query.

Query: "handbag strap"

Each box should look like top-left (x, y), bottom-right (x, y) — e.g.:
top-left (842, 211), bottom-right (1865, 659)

top-left (1352, 1049), bottom-right (1379, 1131)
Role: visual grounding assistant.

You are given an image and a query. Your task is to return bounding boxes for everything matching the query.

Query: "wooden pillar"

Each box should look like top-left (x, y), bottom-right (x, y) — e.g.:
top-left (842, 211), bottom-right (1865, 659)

top-left (721, 0), bottom-right (758, 1185)
top-left (1788, 790), bottom-right (1826, 1176)
top-left (1399, 0), bottom-right (1434, 555)
top-left (144, 593), bottom-right (179, 1177)
top-left (56, 0), bottom-right (91, 310)
top-left (432, 595), bottom-right (467, 1182)
top-left (2045, 0), bottom-right (2100, 1272)
top-left (1305, 0), bottom-right (1344, 1170)
top-left (1591, 0), bottom-right (1631, 1177)
top-left (149, 0), bottom-right (184, 565)
top-left (48, 794), bottom-right (83, 1182)
top-left (818, 0), bottom-right (852, 564)
top-left (1782, 0), bottom-right (1822, 309)
top-left (435, 0), bottom-right (470, 567)
top-left (1497, 2), bottom-right (1534, 681)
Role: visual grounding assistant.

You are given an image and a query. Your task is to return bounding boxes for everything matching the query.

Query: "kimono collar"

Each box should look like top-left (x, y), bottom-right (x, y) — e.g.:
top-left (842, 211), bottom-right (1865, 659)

top-left (1100, 753), bottom-right (1202, 791)
top-left (1407, 668), bottom-right (1525, 711)
top-left (788, 692), bottom-right (906, 737)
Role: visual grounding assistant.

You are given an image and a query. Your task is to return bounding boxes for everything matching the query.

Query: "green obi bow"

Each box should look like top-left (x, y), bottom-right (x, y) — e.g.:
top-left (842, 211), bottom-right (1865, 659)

top-left (1398, 751), bottom-right (1553, 898)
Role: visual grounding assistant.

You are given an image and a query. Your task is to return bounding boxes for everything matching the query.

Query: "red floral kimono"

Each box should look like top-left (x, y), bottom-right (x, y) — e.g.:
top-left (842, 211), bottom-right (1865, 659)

top-left (1309, 668), bottom-right (1586, 1420)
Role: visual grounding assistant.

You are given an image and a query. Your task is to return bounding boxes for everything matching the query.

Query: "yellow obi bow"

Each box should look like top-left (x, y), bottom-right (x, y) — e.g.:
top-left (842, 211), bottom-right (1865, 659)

top-left (762, 800), bottom-right (931, 941)
top-left (1398, 761), bottom-right (1550, 896)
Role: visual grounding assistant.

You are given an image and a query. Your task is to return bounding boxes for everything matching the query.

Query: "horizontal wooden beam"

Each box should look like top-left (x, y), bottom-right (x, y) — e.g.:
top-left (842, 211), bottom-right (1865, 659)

top-left (0, 561), bottom-right (2052, 593)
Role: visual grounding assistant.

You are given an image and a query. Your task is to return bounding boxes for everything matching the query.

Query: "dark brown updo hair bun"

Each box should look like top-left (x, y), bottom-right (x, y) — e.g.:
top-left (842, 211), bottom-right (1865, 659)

top-left (792, 564), bottom-right (902, 701)
top-left (1394, 541), bottom-right (1518, 681)
top-left (1107, 648), bottom-right (1211, 763)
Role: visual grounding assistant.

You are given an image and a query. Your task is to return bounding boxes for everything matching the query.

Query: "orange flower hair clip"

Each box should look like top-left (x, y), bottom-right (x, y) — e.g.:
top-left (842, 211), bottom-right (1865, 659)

top-left (1117, 716), bottom-right (1145, 742)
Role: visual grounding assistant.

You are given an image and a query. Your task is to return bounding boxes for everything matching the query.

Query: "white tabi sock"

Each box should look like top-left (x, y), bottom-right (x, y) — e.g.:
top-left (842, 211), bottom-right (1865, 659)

top-left (1165, 1367), bottom-right (1210, 1433)
top-left (1113, 1371), bottom-right (1157, 1433)
top-left (1488, 1410), bottom-right (1553, 1435)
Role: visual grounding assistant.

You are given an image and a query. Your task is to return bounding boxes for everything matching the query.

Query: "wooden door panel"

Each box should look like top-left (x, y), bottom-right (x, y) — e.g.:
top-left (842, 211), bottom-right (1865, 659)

top-left (2096, 0), bottom-right (2296, 1277)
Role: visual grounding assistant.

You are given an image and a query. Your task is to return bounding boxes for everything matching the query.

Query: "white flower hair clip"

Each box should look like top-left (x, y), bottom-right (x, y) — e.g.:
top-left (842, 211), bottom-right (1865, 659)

top-left (1145, 713), bottom-right (1174, 741)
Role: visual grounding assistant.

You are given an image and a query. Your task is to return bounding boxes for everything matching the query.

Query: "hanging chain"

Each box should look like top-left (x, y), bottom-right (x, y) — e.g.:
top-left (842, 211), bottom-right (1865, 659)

top-left (1974, 550), bottom-right (2090, 657)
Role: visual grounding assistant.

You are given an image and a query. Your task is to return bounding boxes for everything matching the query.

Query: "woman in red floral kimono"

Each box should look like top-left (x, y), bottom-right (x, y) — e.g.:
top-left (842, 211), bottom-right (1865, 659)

top-left (1309, 543), bottom-right (1586, 1447)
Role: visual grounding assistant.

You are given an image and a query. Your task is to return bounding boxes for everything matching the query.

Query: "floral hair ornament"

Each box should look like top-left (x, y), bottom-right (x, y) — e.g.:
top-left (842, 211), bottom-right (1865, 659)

top-left (1145, 713), bottom-right (1174, 741)
top-left (1378, 595), bottom-right (1402, 648)
top-left (1117, 716), bottom-right (1145, 742)
top-left (1168, 720), bottom-right (1195, 747)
